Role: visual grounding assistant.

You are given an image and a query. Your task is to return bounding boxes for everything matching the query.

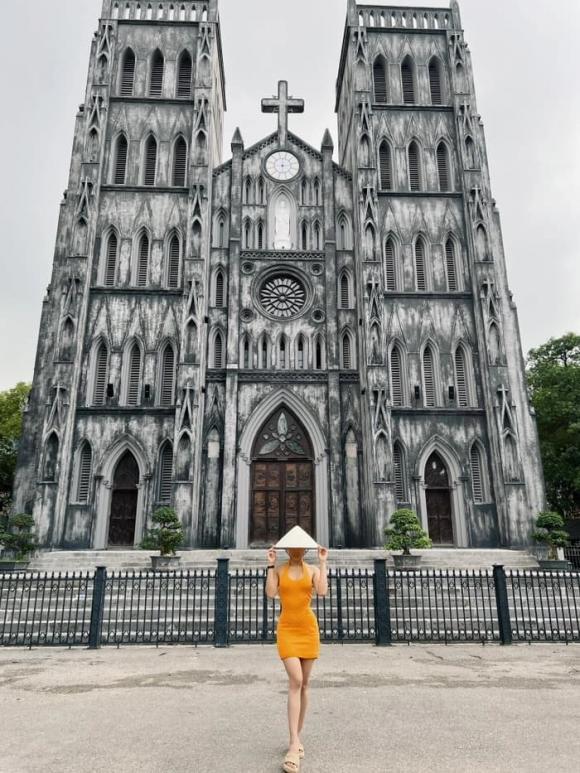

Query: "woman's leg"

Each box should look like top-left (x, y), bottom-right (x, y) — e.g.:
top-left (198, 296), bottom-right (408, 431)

top-left (298, 658), bottom-right (316, 736)
top-left (282, 657), bottom-right (303, 754)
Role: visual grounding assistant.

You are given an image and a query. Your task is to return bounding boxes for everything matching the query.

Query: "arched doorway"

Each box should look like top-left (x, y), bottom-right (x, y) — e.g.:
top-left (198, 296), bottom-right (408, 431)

top-left (250, 407), bottom-right (314, 545)
top-left (424, 451), bottom-right (454, 545)
top-left (108, 450), bottom-right (139, 546)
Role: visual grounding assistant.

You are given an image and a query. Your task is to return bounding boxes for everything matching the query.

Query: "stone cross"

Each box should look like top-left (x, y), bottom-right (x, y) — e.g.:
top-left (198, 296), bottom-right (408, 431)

top-left (261, 80), bottom-right (304, 146)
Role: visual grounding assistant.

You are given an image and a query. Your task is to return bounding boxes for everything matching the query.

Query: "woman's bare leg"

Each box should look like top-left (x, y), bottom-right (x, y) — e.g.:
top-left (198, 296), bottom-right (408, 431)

top-left (282, 657), bottom-right (303, 754)
top-left (298, 658), bottom-right (316, 737)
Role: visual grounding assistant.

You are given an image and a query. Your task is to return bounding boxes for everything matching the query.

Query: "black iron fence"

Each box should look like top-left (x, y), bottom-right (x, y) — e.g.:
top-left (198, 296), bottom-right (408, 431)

top-left (565, 546), bottom-right (580, 570)
top-left (1, 560), bottom-right (579, 648)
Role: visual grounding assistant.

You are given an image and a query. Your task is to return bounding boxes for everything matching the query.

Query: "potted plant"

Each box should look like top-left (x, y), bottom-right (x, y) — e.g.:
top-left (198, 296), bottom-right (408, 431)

top-left (531, 511), bottom-right (571, 570)
top-left (140, 506), bottom-right (184, 570)
top-left (384, 508), bottom-right (432, 569)
top-left (0, 512), bottom-right (38, 572)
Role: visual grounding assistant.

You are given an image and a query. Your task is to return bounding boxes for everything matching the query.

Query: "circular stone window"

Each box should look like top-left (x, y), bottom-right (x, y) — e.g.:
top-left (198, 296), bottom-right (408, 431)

top-left (311, 308), bottom-right (325, 323)
top-left (256, 272), bottom-right (311, 321)
top-left (241, 261), bottom-right (255, 274)
top-left (311, 263), bottom-right (324, 276)
top-left (240, 308), bottom-right (254, 322)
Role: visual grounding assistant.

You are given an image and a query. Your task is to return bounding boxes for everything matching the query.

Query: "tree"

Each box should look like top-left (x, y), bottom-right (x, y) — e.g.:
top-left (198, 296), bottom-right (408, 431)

top-left (0, 383), bottom-right (31, 512)
top-left (526, 333), bottom-right (580, 520)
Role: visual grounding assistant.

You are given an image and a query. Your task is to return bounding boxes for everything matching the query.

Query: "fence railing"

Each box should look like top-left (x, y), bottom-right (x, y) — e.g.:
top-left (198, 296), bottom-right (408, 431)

top-left (1, 560), bottom-right (579, 648)
top-left (564, 546), bottom-right (580, 570)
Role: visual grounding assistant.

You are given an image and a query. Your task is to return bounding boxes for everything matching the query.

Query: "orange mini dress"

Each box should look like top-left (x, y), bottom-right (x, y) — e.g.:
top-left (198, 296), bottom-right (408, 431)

top-left (276, 560), bottom-right (320, 660)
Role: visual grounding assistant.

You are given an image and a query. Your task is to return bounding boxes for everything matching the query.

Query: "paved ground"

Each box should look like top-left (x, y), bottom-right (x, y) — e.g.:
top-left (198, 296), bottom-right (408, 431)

top-left (1, 643), bottom-right (579, 773)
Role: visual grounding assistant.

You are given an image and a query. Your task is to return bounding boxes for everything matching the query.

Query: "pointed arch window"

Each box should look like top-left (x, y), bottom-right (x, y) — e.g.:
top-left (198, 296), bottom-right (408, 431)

top-left (120, 48), bottom-right (136, 96)
top-left (278, 335), bottom-right (287, 368)
top-left (393, 441), bottom-right (407, 501)
top-left (429, 57), bottom-right (443, 105)
top-left (92, 341), bottom-right (108, 405)
top-left (414, 236), bottom-right (427, 291)
top-left (373, 56), bottom-right (388, 102)
top-left (476, 225), bottom-right (490, 261)
top-left (60, 317), bottom-right (75, 361)
top-left (167, 233), bottom-right (180, 288)
top-left (143, 135), bottom-right (157, 186)
top-left (76, 441), bottom-right (92, 502)
top-left (365, 223), bottom-right (376, 260)
top-left (437, 141), bottom-right (451, 192)
top-left (422, 345), bottom-right (437, 406)
top-left (114, 134), bottom-right (128, 184)
top-left (185, 319), bottom-right (198, 362)
top-left (257, 221), bottom-right (264, 249)
top-left (213, 330), bottom-right (224, 368)
top-left (313, 222), bottom-right (321, 250)
top-left (257, 176), bottom-right (265, 204)
top-left (315, 336), bottom-right (323, 370)
top-left (136, 231), bottom-right (149, 287)
top-left (177, 50), bottom-right (192, 97)
top-left (159, 343), bottom-right (175, 405)
top-left (149, 49), bottom-right (164, 96)
top-left (301, 178), bottom-right (308, 205)
top-left (214, 270), bottom-right (224, 307)
top-left (454, 344), bottom-right (472, 407)
top-left (445, 237), bottom-right (458, 291)
top-left (384, 236), bottom-right (397, 291)
top-left (465, 136), bottom-right (477, 168)
top-left (342, 332), bottom-right (354, 369)
top-left (124, 341), bottom-right (142, 406)
top-left (337, 213), bottom-right (352, 250)
top-left (43, 433), bottom-right (59, 481)
top-left (390, 344), bottom-right (404, 405)
top-left (242, 336), bottom-right (250, 368)
top-left (313, 178), bottom-right (321, 205)
top-left (296, 335), bottom-right (305, 369)
top-left (172, 137), bottom-right (187, 186)
top-left (259, 335), bottom-right (269, 369)
top-left (243, 219), bottom-right (252, 249)
top-left (470, 443), bottom-right (485, 503)
top-left (339, 272), bottom-right (351, 308)
top-left (244, 177), bottom-right (252, 204)
top-left (104, 231), bottom-right (118, 286)
top-left (301, 221), bottom-right (308, 251)
top-left (408, 140), bottom-right (421, 191)
top-left (157, 442), bottom-right (173, 502)
top-left (401, 56), bottom-right (415, 104)
top-left (379, 140), bottom-right (393, 190)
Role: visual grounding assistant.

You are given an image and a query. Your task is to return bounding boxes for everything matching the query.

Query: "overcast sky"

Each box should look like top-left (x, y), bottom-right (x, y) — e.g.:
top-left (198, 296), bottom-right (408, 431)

top-left (0, 0), bottom-right (578, 391)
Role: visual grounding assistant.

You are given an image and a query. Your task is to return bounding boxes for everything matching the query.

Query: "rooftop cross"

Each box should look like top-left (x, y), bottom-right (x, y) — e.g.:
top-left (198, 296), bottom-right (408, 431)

top-left (261, 80), bottom-right (304, 146)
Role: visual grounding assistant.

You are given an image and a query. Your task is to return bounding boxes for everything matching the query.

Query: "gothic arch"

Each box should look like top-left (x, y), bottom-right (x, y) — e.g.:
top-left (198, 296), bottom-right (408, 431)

top-left (71, 438), bottom-right (94, 504)
top-left (336, 210), bottom-right (352, 250)
top-left (414, 435), bottom-right (468, 546)
top-left (235, 387), bottom-right (329, 548)
top-left (120, 336), bottom-right (144, 406)
top-left (444, 231), bottom-right (462, 291)
top-left (131, 226), bottom-right (151, 285)
top-left (420, 338), bottom-right (441, 406)
top-left (267, 185), bottom-right (297, 250)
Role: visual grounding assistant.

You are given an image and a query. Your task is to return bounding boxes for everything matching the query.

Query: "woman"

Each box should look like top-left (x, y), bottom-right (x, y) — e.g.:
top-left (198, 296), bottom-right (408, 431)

top-left (265, 542), bottom-right (329, 773)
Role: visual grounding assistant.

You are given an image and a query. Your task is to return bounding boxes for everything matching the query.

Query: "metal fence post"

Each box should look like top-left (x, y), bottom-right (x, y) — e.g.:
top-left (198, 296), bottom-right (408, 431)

top-left (373, 559), bottom-right (392, 646)
top-left (214, 558), bottom-right (230, 647)
top-left (493, 564), bottom-right (512, 645)
top-left (88, 565), bottom-right (107, 649)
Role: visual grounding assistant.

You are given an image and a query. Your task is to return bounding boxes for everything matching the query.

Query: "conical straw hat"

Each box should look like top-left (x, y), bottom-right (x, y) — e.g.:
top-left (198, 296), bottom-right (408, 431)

top-left (274, 525), bottom-right (319, 549)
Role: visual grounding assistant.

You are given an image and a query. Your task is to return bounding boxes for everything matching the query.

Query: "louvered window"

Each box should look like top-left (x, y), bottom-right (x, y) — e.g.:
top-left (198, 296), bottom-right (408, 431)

top-left (340, 274), bottom-right (350, 308)
top-left (408, 141), bottom-right (421, 191)
top-left (401, 57), bottom-right (415, 104)
top-left (93, 342), bottom-right (108, 405)
top-left (342, 335), bottom-right (352, 369)
top-left (158, 443), bottom-right (173, 502)
top-left (423, 346), bottom-right (436, 406)
top-left (215, 271), bottom-right (224, 306)
top-left (120, 49), bottom-right (135, 96)
top-left (114, 135), bottom-right (128, 184)
top-left (415, 237), bottom-right (426, 290)
top-left (393, 442), bottom-right (406, 501)
top-left (214, 333), bottom-right (223, 368)
top-left (455, 346), bottom-right (469, 406)
top-left (390, 346), bottom-right (403, 405)
top-left (172, 137), bottom-right (187, 186)
top-left (379, 141), bottom-right (393, 190)
top-left (384, 237), bottom-right (396, 290)
top-left (77, 442), bottom-right (92, 502)
top-left (127, 343), bottom-right (141, 405)
top-left (257, 223), bottom-right (264, 249)
top-left (437, 142), bottom-right (450, 192)
top-left (470, 444), bottom-right (484, 502)
top-left (144, 136), bottom-right (157, 186)
top-left (160, 345), bottom-right (175, 405)
top-left (104, 233), bottom-right (118, 286)
top-left (149, 50), bottom-right (164, 96)
top-left (429, 58), bottom-right (443, 105)
top-left (167, 235), bottom-right (180, 288)
top-left (137, 233), bottom-right (149, 287)
top-left (373, 57), bottom-right (388, 102)
top-left (445, 238), bottom-right (457, 291)
top-left (177, 51), bottom-right (192, 97)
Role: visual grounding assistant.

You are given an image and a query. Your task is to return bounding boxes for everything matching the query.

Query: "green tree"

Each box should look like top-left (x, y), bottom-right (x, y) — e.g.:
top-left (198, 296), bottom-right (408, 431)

top-left (0, 383), bottom-right (31, 511)
top-left (526, 333), bottom-right (580, 519)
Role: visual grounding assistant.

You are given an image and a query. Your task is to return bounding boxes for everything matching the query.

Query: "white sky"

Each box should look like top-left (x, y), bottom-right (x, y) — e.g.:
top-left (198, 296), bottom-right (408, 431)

top-left (0, 0), bottom-right (578, 391)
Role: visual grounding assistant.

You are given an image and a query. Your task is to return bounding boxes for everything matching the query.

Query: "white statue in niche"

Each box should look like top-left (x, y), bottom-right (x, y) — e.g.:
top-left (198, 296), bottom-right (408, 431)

top-left (274, 194), bottom-right (292, 250)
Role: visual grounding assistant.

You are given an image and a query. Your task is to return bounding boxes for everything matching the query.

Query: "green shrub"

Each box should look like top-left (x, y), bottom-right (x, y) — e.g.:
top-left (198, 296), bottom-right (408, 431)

top-left (384, 508), bottom-right (432, 555)
top-left (0, 512), bottom-right (38, 561)
top-left (532, 511), bottom-right (570, 560)
top-left (140, 507), bottom-right (184, 556)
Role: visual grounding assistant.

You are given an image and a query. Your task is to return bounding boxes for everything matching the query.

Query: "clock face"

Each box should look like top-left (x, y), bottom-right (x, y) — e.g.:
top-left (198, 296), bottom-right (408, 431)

top-left (265, 151), bottom-right (300, 181)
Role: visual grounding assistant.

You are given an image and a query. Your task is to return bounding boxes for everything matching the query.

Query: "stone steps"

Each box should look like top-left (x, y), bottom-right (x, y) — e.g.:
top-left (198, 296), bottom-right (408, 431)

top-left (25, 547), bottom-right (540, 573)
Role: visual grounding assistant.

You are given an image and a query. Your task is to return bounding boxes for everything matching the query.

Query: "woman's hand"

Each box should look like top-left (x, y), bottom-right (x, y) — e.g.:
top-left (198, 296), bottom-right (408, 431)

top-left (317, 545), bottom-right (328, 562)
top-left (267, 545), bottom-right (277, 564)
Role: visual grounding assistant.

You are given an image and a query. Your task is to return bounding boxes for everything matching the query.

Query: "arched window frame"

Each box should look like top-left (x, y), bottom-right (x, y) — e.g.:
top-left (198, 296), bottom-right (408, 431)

top-left (112, 132), bottom-right (129, 185)
top-left (239, 334), bottom-right (252, 369)
top-left (444, 233), bottom-right (462, 292)
top-left (157, 440), bottom-right (174, 503)
top-left (118, 47), bottom-right (136, 96)
top-left (421, 340), bottom-right (441, 407)
top-left (211, 328), bottom-right (225, 368)
top-left (436, 139), bottom-right (453, 192)
top-left (243, 217), bottom-right (252, 250)
top-left (294, 334), bottom-right (308, 370)
top-left (313, 333), bottom-right (326, 370)
top-left (165, 230), bottom-right (181, 288)
top-left (257, 333), bottom-right (271, 369)
top-left (42, 432), bottom-right (60, 482)
top-left (73, 440), bottom-right (93, 503)
top-left (340, 329), bottom-right (356, 369)
top-left (336, 212), bottom-right (353, 250)
top-left (141, 133), bottom-right (158, 186)
top-left (407, 138), bottom-right (423, 192)
top-left (120, 337), bottom-right (144, 406)
top-left (212, 267), bottom-right (225, 307)
top-left (389, 340), bottom-right (407, 406)
top-left (99, 227), bottom-right (120, 286)
top-left (453, 342), bottom-right (476, 408)
top-left (88, 337), bottom-right (110, 406)
top-left (171, 135), bottom-right (188, 186)
top-left (413, 234), bottom-right (430, 291)
top-left (383, 233), bottom-right (400, 291)
top-left (277, 333), bottom-right (288, 369)
top-left (393, 440), bottom-right (409, 502)
top-left (428, 56), bottom-right (444, 105)
top-left (469, 440), bottom-right (489, 503)
top-left (157, 340), bottom-right (176, 406)
top-left (148, 48), bottom-right (165, 96)
top-left (132, 227), bottom-right (151, 287)
top-left (176, 49), bottom-right (193, 98)
top-left (378, 139), bottom-right (394, 191)
top-left (243, 176), bottom-right (253, 204)
top-left (338, 270), bottom-right (353, 309)
top-left (373, 55), bottom-right (389, 102)
top-left (401, 55), bottom-right (416, 104)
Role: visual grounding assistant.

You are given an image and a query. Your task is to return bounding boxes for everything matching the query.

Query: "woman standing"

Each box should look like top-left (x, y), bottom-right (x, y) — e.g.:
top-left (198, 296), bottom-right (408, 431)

top-left (265, 540), bottom-right (329, 773)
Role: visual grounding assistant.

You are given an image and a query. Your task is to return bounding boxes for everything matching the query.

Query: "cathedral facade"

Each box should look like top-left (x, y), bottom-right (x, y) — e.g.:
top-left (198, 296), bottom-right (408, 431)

top-left (13, 0), bottom-right (546, 551)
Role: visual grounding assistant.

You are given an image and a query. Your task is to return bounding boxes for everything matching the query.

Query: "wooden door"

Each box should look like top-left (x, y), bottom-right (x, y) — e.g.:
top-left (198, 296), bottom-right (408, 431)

top-left (108, 451), bottom-right (139, 546)
top-left (424, 451), bottom-right (454, 545)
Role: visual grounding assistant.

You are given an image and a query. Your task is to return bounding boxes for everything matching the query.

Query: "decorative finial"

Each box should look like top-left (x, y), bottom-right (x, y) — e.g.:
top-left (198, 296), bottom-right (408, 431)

top-left (321, 129), bottom-right (334, 151)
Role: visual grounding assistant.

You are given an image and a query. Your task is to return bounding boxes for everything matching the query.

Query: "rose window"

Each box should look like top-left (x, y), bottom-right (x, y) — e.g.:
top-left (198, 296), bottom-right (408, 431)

top-left (259, 275), bottom-right (307, 319)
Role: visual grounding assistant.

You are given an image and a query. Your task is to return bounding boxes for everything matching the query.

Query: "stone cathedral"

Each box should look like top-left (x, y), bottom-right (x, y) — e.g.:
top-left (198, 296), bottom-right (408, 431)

top-left (13, 0), bottom-right (546, 552)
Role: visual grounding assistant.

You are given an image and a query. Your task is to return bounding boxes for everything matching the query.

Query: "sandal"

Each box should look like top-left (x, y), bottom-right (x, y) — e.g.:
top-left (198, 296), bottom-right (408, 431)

top-left (298, 744), bottom-right (304, 758)
top-left (282, 750), bottom-right (301, 772)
